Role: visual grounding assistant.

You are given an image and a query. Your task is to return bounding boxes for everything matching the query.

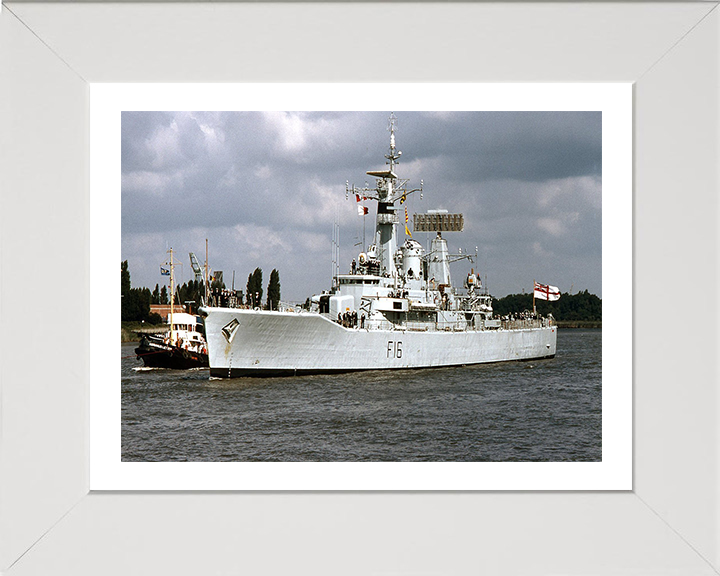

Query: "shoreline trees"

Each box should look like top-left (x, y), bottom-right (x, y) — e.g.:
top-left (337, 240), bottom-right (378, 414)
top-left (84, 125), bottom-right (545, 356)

top-left (266, 269), bottom-right (281, 311)
top-left (492, 290), bottom-right (601, 322)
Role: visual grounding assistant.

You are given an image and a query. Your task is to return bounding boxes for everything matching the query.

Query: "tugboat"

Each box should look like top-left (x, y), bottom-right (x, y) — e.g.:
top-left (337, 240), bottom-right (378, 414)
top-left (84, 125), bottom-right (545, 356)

top-left (135, 248), bottom-right (209, 369)
top-left (200, 114), bottom-right (557, 378)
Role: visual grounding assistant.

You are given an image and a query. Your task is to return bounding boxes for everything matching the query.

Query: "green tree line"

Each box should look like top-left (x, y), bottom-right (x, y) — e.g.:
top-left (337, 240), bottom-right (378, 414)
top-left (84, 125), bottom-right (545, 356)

top-left (245, 267), bottom-right (281, 310)
top-left (121, 260), bottom-right (157, 322)
top-left (121, 261), bottom-right (282, 322)
top-left (492, 290), bottom-right (601, 322)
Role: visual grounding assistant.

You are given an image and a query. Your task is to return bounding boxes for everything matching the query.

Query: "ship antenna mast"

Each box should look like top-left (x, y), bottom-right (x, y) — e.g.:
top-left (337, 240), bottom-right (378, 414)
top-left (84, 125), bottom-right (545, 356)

top-left (168, 247), bottom-right (175, 346)
top-left (386, 112), bottom-right (401, 171)
top-left (344, 113), bottom-right (423, 276)
top-left (163, 248), bottom-right (184, 346)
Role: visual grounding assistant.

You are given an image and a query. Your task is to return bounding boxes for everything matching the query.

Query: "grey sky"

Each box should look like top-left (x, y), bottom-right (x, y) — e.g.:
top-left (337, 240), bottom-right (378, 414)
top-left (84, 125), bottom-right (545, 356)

top-left (122, 111), bottom-right (601, 302)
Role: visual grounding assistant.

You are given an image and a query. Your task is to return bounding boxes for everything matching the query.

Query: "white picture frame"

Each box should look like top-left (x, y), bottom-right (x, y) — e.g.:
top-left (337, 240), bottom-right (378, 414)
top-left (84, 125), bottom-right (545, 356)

top-left (2, 2), bottom-right (718, 574)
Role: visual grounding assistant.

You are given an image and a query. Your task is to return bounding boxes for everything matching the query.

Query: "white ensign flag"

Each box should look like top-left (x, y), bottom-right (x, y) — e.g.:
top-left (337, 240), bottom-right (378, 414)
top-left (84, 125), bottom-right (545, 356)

top-left (534, 281), bottom-right (561, 301)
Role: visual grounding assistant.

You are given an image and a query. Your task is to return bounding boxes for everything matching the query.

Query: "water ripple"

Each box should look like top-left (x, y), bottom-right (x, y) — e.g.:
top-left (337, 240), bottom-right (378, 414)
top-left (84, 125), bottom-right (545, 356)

top-left (122, 330), bottom-right (601, 462)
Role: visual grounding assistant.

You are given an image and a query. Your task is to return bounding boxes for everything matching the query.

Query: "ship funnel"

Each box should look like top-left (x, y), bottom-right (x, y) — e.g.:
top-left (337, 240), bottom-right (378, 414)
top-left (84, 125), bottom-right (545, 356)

top-left (428, 233), bottom-right (452, 287)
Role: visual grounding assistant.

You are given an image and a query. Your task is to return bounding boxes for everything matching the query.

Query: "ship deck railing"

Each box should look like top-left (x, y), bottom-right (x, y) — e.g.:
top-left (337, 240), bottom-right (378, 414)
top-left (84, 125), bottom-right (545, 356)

top-left (500, 318), bottom-right (550, 330)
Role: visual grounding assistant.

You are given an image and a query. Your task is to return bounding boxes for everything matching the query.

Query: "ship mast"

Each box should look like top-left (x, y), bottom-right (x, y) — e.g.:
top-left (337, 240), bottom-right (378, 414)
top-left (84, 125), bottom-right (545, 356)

top-left (168, 247), bottom-right (175, 346)
top-left (345, 113), bottom-right (423, 276)
top-left (386, 112), bottom-right (401, 172)
top-left (165, 248), bottom-right (182, 346)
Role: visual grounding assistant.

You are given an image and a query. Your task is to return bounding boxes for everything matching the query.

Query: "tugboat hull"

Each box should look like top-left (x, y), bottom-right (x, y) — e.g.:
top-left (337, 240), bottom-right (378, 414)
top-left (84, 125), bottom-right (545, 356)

top-left (135, 337), bottom-right (209, 369)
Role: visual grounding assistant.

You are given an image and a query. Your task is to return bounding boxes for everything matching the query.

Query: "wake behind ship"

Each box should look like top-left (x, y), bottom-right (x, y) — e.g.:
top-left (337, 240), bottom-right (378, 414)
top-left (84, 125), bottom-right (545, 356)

top-left (200, 114), bottom-right (557, 378)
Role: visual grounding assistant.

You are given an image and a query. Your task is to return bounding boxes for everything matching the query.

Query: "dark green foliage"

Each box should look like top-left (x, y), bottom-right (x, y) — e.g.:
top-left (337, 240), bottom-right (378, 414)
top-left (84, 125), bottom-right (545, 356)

top-left (492, 289), bottom-right (601, 322)
top-left (121, 261), bottom-right (130, 321)
top-left (121, 261), bottom-right (151, 321)
top-left (148, 312), bottom-right (163, 325)
top-left (266, 269), bottom-right (281, 310)
top-left (121, 260), bottom-right (131, 296)
top-left (246, 268), bottom-right (263, 307)
top-left (122, 287), bottom-right (150, 322)
top-left (245, 273), bottom-right (252, 305)
top-left (122, 288), bottom-right (151, 321)
top-left (175, 279), bottom-right (207, 314)
top-left (122, 260), bottom-right (202, 320)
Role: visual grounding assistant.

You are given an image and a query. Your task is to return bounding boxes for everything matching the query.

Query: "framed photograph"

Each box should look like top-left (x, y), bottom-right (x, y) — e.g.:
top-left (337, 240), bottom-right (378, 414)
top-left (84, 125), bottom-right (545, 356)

top-left (93, 83), bottom-right (630, 491)
top-left (2, 2), bottom-right (718, 574)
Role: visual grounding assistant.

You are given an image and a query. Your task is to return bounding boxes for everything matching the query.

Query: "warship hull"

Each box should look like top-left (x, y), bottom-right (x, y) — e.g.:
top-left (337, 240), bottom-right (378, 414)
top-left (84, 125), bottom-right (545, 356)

top-left (203, 308), bottom-right (557, 378)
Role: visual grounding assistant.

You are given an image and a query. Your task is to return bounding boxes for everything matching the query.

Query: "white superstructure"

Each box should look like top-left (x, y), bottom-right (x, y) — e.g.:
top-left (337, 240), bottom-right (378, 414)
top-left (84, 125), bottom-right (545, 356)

top-left (201, 114), bottom-right (557, 378)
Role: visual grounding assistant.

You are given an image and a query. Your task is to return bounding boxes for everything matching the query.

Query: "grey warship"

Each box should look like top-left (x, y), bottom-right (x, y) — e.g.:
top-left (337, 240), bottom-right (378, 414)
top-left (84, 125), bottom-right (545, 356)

top-left (200, 114), bottom-right (557, 378)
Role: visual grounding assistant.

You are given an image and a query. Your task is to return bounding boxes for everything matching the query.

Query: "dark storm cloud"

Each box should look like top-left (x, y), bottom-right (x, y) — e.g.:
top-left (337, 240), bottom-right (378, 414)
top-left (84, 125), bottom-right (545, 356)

top-left (396, 111), bottom-right (601, 182)
top-left (122, 111), bottom-right (602, 300)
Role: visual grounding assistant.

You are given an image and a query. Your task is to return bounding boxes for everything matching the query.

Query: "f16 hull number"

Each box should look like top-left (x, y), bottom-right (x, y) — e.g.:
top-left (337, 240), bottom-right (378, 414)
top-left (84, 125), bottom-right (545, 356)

top-left (387, 340), bottom-right (403, 359)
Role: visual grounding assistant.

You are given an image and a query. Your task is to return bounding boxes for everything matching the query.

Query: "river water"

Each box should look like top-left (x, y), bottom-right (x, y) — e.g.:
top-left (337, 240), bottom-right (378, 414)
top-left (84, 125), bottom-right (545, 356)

top-left (122, 329), bottom-right (601, 462)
